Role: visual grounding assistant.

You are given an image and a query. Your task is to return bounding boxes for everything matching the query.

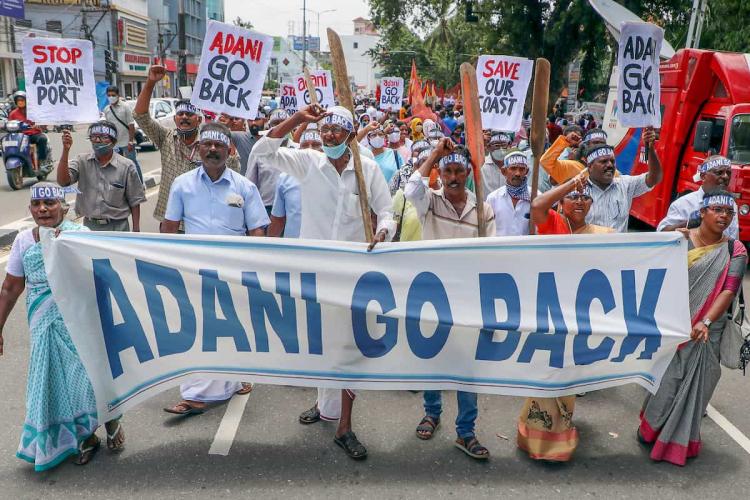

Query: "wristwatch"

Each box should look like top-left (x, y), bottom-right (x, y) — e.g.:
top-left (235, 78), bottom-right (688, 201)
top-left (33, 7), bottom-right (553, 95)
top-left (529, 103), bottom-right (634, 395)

top-left (702, 318), bottom-right (713, 328)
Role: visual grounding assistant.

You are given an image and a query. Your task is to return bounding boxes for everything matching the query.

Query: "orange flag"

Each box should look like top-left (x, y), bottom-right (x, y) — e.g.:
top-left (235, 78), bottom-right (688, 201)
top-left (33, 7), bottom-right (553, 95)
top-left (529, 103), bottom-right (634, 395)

top-left (408, 59), bottom-right (419, 103)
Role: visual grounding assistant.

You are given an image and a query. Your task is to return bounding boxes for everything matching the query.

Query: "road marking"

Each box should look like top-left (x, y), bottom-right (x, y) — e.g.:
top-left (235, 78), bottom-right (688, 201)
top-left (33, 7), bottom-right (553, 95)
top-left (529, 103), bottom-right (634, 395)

top-left (707, 404), bottom-right (750, 455)
top-left (208, 393), bottom-right (250, 456)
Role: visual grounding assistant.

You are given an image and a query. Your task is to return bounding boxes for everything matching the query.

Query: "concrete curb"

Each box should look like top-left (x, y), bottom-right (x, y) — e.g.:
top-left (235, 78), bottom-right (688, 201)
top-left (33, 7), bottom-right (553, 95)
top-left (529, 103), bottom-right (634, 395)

top-left (0, 171), bottom-right (161, 248)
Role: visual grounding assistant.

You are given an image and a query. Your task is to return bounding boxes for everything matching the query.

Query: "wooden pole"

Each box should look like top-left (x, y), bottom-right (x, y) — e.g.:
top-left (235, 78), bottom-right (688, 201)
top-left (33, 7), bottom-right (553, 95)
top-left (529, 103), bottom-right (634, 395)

top-left (459, 62), bottom-right (486, 237)
top-left (303, 67), bottom-right (319, 106)
top-left (528, 58), bottom-right (551, 235)
top-left (326, 28), bottom-right (374, 243)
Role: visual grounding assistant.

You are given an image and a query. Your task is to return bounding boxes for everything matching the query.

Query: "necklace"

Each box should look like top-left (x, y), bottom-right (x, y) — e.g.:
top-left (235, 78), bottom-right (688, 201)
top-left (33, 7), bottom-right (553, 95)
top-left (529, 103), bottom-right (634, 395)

top-left (694, 228), bottom-right (722, 247)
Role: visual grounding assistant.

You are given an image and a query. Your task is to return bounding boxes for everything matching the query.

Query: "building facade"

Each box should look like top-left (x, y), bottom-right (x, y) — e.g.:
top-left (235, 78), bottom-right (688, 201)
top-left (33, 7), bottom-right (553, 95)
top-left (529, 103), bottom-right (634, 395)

top-left (110, 0), bottom-right (149, 98)
top-left (168, 0), bottom-right (205, 89)
top-left (340, 18), bottom-right (381, 93)
top-left (206, 0), bottom-right (224, 22)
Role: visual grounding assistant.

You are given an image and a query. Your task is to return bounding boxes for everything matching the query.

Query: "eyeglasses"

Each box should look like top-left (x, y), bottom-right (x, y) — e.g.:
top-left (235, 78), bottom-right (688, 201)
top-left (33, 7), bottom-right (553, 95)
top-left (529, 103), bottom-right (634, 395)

top-left (89, 135), bottom-right (110, 143)
top-left (320, 125), bottom-right (346, 135)
top-left (707, 206), bottom-right (735, 216)
top-left (176, 111), bottom-right (197, 117)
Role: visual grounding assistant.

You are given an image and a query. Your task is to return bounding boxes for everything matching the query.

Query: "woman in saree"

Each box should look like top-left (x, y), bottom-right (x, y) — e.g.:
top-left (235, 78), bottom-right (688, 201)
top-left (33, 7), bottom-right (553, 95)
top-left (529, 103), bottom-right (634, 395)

top-left (639, 190), bottom-right (747, 466)
top-left (517, 172), bottom-right (613, 462)
top-left (0, 183), bottom-right (125, 471)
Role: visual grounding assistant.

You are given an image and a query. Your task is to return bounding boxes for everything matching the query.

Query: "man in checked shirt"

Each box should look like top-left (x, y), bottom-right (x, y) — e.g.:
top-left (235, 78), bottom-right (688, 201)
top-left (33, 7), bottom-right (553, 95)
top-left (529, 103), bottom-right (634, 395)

top-left (134, 65), bottom-right (240, 229)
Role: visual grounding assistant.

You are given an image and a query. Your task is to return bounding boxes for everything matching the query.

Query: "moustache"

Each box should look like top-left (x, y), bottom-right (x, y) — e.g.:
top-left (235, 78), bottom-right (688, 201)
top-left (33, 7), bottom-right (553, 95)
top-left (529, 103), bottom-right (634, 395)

top-left (206, 152), bottom-right (221, 159)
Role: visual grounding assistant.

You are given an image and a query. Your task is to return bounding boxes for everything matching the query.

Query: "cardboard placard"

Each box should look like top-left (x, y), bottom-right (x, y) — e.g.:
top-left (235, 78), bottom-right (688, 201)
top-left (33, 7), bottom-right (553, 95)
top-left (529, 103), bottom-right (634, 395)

top-left (616, 22), bottom-right (663, 128)
top-left (476, 55), bottom-right (533, 132)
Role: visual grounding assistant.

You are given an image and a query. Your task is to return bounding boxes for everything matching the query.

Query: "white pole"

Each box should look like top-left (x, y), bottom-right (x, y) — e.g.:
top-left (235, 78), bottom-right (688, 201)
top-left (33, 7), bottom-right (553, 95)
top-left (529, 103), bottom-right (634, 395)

top-left (685, 0), bottom-right (700, 48)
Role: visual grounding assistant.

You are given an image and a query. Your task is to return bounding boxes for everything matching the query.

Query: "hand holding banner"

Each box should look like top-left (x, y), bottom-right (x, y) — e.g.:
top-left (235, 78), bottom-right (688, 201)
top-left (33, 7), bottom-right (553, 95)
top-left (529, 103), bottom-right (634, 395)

top-left (22, 37), bottom-right (98, 124)
top-left (379, 77), bottom-right (403, 111)
top-left (191, 20), bottom-right (272, 119)
top-left (476, 55), bottom-right (533, 132)
top-left (616, 22), bottom-right (663, 128)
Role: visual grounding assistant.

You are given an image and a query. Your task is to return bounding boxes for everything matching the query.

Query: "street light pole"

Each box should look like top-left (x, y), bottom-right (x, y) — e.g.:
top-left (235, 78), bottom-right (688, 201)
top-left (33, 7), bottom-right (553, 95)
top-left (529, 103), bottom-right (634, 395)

top-left (300, 7), bottom-right (336, 69)
top-left (302, 0), bottom-right (307, 70)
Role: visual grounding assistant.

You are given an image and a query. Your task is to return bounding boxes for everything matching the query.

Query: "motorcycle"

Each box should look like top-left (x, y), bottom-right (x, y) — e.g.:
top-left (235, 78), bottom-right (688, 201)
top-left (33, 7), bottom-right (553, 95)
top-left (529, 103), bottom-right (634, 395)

top-left (1, 120), bottom-right (53, 190)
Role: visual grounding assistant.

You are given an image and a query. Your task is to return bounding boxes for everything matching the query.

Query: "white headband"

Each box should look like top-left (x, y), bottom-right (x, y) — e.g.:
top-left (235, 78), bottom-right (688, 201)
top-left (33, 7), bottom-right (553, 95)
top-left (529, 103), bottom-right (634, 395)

top-left (199, 129), bottom-right (231, 146)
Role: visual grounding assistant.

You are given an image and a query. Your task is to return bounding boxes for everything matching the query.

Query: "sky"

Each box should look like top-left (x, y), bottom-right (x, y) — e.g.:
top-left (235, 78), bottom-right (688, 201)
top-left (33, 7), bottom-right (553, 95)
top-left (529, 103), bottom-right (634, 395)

top-left (224, 0), bottom-right (372, 50)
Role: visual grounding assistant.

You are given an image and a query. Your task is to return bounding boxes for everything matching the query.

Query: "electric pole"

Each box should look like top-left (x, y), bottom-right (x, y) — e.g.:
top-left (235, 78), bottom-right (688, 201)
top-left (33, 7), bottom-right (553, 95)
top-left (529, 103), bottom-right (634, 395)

top-left (178, 0), bottom-right (188, 88)
top-left (302, 0), bottom-right (307, 70)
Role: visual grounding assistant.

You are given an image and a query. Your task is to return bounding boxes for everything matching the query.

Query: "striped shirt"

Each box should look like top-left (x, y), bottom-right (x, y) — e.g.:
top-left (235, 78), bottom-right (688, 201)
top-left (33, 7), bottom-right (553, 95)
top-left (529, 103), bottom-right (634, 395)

top-left (585, 174), bottom-right (651, 232)
top-left (134, 110), bottom-right (240, 221)
top-left (405, 171), bottom-right (496, 240)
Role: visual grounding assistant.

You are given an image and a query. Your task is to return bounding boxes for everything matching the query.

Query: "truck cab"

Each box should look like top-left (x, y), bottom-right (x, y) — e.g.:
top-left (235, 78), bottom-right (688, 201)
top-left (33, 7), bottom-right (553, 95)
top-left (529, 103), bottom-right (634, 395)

top-left (603, 49), bottom-right (750, 240)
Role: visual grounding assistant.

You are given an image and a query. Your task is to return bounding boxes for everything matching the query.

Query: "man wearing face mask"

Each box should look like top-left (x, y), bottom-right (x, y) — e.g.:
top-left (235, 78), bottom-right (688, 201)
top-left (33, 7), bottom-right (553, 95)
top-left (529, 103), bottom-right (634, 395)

top-left (161, 122), bottom-right (267, 415)
top-left (657, 155), bottom-right (738, 237)
top-left (245, 109), bottom-right (290, 214)
top-left (387, 121), bottom-right (410, 163)
top-left (486, 151), bottom-right (532, 236)
top-left (134, 65), bottom-right (240, 228)
top-left (480, 132), bottom-right (512, 200)
top-left (56, 122), bottom-right (145, 232)
top-left (252, 104), bottom-right (396, 460)
top-left (103, 86), bottom-right (142, 182)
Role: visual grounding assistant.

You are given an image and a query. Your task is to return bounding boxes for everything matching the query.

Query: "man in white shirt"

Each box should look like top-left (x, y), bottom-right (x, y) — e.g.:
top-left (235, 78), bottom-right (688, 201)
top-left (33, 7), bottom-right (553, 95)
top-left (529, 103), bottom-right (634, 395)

top-left (486, 151), bottom-right (531, 236)
top-left (480, 132), bottom-right (511, 199)
top-left (657, 155), bottom-right (738, 238)
top-left (251, 104), bottom-right (395, 460)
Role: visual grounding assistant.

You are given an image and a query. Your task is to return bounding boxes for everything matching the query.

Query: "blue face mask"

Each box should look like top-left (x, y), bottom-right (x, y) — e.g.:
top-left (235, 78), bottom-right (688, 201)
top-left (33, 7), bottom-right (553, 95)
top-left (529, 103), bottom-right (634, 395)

top-left (93, 143), bottom-right (114, 156)
top-left (322, 141), bottom-right (349, 159)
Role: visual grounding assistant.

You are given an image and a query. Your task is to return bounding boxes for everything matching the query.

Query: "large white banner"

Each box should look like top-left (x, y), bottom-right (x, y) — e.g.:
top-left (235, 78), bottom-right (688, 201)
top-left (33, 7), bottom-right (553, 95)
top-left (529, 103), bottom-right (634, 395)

top-left (191, 20), bottom-right (272, 119)
top-left (43, 232), bottom-right (689, 422)
top-left (379, 77), bottom-right (404, 111)
top-left (476, 55), bottom-right (533, 132)
top-left (22, 37), bottom-right (98, 124)
top-left (294, 70), bottom-right (335, 109)
top-left (617, 22), bottom-right (663, 128)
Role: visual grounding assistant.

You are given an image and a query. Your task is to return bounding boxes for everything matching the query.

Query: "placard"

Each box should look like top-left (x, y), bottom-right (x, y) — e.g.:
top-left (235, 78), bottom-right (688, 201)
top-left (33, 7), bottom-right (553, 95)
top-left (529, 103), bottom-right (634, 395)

top-left (22, 37), bottom-right (98, 124)
top-left (476, 55), bottom-right (533, 132)
top-left (616, 22), bottom-right (663, 128)
top-left (191, 20), bottom-right (272, 119)
top-left (280, 81), bottom-right (298, 113)
top-left (379, 77), bottom-right (403, 111)
top-left (294, 70), bottom-right (334, 109)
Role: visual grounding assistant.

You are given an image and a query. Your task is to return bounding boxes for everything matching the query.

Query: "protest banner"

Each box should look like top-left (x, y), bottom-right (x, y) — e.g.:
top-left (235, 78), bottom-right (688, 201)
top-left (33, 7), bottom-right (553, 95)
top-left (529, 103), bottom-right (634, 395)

top-left (21, 37), bottom-right (98, 124)
top-left (476, 55), bottom-right (533, 132)
top-left (294, 69), bottom-right (334, 109)
top-left (379, 77), bottom-right (403, 111)
top-left (616, 22), bottom-right (663, 128)
top-left (191, 20), bottom-right (272, 119)
top-left (43, 231), bottom-right (689, 422)
top-left (280, 80), bottom-right (298, 113)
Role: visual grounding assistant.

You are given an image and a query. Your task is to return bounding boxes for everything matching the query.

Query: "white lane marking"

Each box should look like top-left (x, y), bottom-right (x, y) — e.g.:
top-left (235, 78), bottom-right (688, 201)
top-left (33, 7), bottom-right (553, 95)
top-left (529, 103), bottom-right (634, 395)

top-left (707, 404), bottom-right (750, 455)
top-left (208, 393), bottom-right (250, 456)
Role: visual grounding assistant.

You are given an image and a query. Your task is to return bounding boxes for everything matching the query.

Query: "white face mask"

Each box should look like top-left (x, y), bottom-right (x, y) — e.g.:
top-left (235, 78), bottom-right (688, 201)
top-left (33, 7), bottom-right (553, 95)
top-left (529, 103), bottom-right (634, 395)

top-left (107, 95), bottom-right (118, 105)
top-left (388, 131), bottom-right (401, 143)
top-left (369, 136), bottom-right (385, 149)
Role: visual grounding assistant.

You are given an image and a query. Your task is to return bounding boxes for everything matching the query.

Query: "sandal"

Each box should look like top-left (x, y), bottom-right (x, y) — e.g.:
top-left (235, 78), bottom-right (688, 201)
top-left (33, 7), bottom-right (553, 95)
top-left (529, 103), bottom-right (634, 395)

top-left (334, 431), bottom-right (368, 460)
top-left (416, 416), bottom-right (440, 440)
top-left (163, 400), bottom-right (207, 415)
top-left (74, 435), bottom-right (101, 465)
top-left (454, 436), bottom-right (490, 460)
top-left (105, 420), bottom-right (125, 452)
top-left (235, 383), bottom-right (253, 395)
top-left (299, 405), bottom-right (321, 424)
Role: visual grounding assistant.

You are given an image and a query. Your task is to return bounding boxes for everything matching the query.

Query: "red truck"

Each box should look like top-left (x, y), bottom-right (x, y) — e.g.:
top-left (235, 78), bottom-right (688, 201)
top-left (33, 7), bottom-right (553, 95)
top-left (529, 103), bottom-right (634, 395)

top-left (603, 49), bottom-right (750, 240)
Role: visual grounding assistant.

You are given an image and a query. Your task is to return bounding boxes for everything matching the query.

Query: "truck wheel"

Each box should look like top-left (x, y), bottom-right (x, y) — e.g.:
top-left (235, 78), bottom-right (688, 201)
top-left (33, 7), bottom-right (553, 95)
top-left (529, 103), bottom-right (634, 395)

top-left (6, 168), bottom-right (22, 190)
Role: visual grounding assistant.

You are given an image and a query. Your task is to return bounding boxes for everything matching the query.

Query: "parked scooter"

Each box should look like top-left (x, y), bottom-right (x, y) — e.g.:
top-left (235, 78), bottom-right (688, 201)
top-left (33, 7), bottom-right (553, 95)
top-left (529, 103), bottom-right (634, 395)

top-left (1, 120), bottom-right (53, 190)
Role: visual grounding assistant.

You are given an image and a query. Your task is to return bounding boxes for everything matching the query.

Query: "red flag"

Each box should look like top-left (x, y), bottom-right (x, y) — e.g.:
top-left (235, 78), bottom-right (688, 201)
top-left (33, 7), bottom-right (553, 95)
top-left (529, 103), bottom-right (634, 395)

top-left (408, 59), bottom-right (419, 103)
top-left (375, 83), bottom-right (381, 103)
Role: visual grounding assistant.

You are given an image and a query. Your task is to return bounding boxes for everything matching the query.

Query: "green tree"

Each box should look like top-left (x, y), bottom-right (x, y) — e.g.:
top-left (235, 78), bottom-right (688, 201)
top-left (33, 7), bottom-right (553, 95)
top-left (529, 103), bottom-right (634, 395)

top-left (233, 16), bottom-right (254, 30)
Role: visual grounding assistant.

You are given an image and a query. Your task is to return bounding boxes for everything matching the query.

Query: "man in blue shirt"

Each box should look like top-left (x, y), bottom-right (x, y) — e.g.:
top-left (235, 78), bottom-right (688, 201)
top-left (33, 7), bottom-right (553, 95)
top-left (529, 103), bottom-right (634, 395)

top-left (161, 122), bottom-right (269, 416)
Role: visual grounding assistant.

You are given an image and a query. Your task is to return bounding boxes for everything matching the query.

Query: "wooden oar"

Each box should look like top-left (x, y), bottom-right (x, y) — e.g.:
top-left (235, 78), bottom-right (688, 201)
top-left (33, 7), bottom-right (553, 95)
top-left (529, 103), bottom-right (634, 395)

top-left (459, 62), bottom-right (486, 237)
top-left (303, 67), bottom-right (319, 106)
top-left (528, 58), bottom-right (551, 235)
top-left (326, 28), bottom-right (374, 243)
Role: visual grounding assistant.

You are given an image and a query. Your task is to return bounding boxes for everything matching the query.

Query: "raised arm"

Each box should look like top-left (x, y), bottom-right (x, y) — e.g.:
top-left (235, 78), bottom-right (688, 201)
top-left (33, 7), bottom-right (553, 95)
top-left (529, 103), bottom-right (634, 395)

top-left (531, 172), bottom-right (586, 226)
top-left (643, 127), bottom-right (663, 188)
top-left (540, 134), bottom-right (585, 184)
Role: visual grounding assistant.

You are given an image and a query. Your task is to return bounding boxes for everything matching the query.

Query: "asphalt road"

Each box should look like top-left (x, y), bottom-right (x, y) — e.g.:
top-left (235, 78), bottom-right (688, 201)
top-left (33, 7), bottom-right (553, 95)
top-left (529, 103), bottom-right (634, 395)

top-left (0, 156), bottom-right (749, 499)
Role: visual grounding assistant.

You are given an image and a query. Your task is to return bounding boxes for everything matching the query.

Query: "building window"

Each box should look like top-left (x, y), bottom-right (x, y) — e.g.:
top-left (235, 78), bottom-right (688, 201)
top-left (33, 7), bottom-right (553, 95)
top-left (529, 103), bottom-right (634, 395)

top-left (125, 23), bottom-right (148, 48)
top-left (15, 19), bottom-right (31, 28)
top-left (46, 21), bottom-right (62, 33)
top-left (353, 42), bottom-right (358, 49)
